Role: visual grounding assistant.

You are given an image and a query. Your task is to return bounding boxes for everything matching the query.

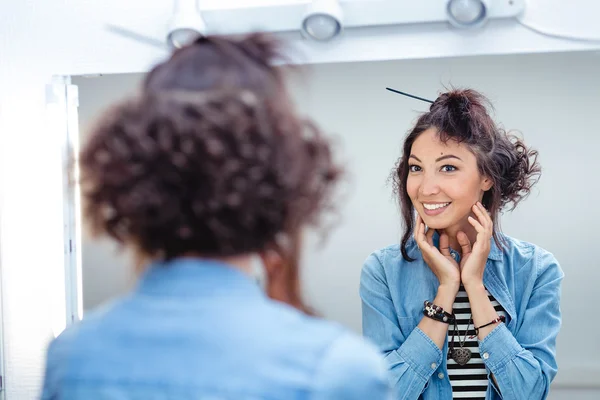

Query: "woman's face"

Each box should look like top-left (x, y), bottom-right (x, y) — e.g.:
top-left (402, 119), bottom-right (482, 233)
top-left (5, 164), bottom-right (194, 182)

top-left (406, 128), bottom-right (492, 231)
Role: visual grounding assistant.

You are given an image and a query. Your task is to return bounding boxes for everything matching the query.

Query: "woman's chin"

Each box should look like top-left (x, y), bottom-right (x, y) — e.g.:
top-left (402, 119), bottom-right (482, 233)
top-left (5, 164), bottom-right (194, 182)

top-left (420, 216), bottom-right (451, 230)
top-left (424, 223), bottom-right (448, 231)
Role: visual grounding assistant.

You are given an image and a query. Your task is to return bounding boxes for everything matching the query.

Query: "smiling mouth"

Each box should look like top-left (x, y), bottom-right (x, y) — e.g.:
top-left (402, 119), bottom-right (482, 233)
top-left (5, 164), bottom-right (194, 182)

top-left (422, 202), bottom-right (451, 216)
top-left (423, 202), bottom-right (451, 210)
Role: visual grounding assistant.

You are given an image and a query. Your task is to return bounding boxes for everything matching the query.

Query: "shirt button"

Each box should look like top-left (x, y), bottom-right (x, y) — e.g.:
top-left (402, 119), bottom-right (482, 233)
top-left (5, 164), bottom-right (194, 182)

top-left (438, 372), bottom-right (445, 379)
top-left (483, 352), bottom-right (490, 360)
top-left (430, 363), bottom-right (437, 369)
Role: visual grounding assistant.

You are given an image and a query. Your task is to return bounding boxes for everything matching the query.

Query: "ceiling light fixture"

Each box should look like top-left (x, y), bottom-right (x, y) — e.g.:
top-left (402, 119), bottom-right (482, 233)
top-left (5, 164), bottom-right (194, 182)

top-left (301, 0), bottom-right (344, 42)
top-left (446, 0), bottom-right (490, 29)
top-left (167, 0), bottom-right (207, 49)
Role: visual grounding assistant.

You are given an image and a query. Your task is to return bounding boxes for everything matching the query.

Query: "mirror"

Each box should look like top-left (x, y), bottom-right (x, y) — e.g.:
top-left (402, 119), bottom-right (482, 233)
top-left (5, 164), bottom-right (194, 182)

top-left (68, 50), bottom-right (598, 399)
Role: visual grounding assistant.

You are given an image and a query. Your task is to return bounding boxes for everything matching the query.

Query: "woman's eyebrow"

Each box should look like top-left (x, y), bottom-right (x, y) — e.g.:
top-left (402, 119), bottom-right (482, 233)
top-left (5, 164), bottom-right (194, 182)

top-left (436, 154), bottom-right (462, 162)
top-left (409, 154), bottom-right (462, 162)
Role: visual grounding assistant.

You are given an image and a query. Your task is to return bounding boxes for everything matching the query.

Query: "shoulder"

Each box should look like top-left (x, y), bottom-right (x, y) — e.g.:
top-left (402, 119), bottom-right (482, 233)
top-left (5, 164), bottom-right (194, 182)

top-left (45, 297), bottom-right (128, 369)
top-left (260, 302), bottom-right (383, 368)
top-left (360, 242), bottom-right (419, 284)
top-left (47, 300), bottom-right (114, 352)
top-left (258, 301), bottom-right (390, 398)
top-left (499, 234), bottom-right (564, 281)
top-left (262, 304), bottom-right (392, 399)
top-left (361, 243), bottom-right (410, 273)
top-left (255, 298), bottom-right (360, 355)
top-left (44, 320), bottom-right (81, 377)
top-left (311, 331), bottom-right (391, 400)
top-left (42, 300), bottom-right (121, 396)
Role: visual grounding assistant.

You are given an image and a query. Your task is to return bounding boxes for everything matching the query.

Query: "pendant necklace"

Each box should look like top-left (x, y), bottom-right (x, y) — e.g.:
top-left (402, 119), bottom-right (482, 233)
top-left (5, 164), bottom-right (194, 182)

top-left (450, 315), bottom-right (473, 366)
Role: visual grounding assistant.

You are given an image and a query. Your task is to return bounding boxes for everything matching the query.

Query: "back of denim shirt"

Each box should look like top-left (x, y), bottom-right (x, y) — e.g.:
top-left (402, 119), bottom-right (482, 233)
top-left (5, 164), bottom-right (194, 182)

top-left (41, 259), bottom-right (392, 400)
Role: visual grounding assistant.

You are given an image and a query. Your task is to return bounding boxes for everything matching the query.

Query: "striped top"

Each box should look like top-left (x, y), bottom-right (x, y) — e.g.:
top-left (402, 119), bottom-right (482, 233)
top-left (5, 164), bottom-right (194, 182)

top-left (447, 286), bottom-right (507, 399)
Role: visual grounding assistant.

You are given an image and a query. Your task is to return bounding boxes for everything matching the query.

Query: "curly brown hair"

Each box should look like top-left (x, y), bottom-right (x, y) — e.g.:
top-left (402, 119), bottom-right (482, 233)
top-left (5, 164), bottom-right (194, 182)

top-left (79, 33), bottom-right (342, 311)
top-left (392, 88), bottom-right (541, 261)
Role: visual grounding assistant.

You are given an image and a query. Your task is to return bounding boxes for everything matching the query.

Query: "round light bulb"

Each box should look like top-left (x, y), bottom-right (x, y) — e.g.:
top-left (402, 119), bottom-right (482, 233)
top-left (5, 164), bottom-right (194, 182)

top-left (302, 13), bottom-right (341, 41)
top-left (447, 0), bottom-right (486, 27)
top-left (168, 28), bottom-right (202, 49)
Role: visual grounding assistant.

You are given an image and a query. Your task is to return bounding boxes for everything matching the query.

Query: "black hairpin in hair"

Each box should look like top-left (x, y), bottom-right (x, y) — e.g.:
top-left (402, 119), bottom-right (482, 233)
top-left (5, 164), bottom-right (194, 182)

top-left (386, 87), bottom-right (434, 104)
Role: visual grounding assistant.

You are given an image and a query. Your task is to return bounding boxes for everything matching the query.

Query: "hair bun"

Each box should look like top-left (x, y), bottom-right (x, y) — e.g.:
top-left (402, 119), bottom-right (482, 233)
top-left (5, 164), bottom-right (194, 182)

top-left (447, 91), bottom-right (469, 111)
top-left (236, 32), bottom-right (284, 65)
top-left (431, 89), bottom-right (477, 139)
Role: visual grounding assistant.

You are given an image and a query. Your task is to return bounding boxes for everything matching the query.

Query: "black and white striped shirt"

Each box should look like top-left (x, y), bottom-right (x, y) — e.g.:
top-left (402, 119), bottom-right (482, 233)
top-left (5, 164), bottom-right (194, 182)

top-left (447, 286), bottom-right (507, 399)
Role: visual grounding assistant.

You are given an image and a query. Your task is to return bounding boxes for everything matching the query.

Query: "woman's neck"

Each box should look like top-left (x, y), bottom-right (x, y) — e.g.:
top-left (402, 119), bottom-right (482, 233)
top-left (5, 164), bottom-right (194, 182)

top-left (183, 253), bottom-right (254, 274)
top-left (438, 218), bottom-right (478, 255)
top-left (136, 252), bottom-right (255, 276)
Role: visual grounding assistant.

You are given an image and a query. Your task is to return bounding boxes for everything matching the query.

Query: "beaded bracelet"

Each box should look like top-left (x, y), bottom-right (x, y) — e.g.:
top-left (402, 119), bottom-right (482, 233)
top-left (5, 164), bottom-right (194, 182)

top-left (472, 315), bottom-right (506, 337)
top-left (423, 300), bottom-right (455, 324)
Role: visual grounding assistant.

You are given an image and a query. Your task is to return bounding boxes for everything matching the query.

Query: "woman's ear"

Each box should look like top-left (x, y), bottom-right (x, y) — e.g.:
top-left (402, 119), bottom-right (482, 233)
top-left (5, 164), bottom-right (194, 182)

top-left (258, 250), bottom-right (283, 279)
top-left (481, 176), bottom-right (493, 191)
top-left (258, 249), bottom-right (289, 304)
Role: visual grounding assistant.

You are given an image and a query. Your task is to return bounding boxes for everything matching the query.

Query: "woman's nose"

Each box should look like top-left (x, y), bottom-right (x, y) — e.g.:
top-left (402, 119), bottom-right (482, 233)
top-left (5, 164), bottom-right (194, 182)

top-left (419, 174), bottom-right (441, 197)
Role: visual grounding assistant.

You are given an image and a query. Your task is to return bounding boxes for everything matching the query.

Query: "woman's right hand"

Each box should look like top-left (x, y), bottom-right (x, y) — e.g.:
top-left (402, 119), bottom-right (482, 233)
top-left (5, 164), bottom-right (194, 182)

top-left (414, 214), bottom-right (461, 292)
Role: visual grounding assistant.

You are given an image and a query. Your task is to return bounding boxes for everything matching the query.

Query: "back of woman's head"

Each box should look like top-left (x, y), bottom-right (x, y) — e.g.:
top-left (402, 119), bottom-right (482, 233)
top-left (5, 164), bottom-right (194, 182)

top-left (393, 88), bottom-right (541, 260)
top-left (79, 33), bottom-right (341, 307)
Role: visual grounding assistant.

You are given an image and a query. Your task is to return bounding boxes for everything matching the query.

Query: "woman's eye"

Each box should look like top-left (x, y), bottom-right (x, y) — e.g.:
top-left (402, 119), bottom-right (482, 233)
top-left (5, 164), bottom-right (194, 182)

top-left (441, 165), bottom-right (457, 172)
top-left (409, 165), bottom-right (421, 172)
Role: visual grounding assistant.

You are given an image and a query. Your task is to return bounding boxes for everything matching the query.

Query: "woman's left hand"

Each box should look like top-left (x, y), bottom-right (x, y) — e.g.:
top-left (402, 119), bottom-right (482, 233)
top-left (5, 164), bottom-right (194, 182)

top-left (457, 202), bottom-right (493, 288)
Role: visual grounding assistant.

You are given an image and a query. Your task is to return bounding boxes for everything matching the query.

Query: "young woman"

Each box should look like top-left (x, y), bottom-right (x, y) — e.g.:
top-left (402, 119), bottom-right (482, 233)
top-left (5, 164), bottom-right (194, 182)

top-left (360, 89), bottom-right (563, 400)
top-left (41, 33), bottom-right (391, 399)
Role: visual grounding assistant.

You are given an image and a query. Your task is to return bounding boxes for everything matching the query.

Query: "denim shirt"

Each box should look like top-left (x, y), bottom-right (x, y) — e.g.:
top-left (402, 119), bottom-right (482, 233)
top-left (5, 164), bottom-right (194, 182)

top-left (42, 259), bottom-right (391, 400)
top-left (360, 233), bottom-right (563, 400)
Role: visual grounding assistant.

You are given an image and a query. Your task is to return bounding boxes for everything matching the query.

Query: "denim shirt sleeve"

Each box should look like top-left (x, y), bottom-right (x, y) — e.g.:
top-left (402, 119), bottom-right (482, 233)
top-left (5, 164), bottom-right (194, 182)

top-left (40, 325), bottom-right (77, 400)
top-left (360, 252), bottom-right (443, 400)
top-left (311, 332), bottom-right (392, 400)
top-left (478, 250), bottom-right (564, 400)
top-left (40, 339), bottom-right (59, 400)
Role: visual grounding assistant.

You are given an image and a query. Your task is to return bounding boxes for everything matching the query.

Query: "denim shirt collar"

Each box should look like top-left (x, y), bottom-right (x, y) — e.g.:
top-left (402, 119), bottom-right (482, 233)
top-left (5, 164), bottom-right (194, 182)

top-left (135, 257), bottom-right (265, 299)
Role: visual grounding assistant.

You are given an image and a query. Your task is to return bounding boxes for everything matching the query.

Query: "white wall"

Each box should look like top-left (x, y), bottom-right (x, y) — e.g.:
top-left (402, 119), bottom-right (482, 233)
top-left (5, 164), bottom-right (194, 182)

top-left (2, 1), bottom-right (600, 399)
top-left (73, 51), bottom-right (600, 397)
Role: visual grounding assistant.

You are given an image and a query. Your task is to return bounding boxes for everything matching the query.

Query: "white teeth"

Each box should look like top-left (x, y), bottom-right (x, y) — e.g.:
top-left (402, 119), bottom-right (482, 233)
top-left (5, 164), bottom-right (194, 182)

top-left (423, 202), bottom-right (450, 210)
